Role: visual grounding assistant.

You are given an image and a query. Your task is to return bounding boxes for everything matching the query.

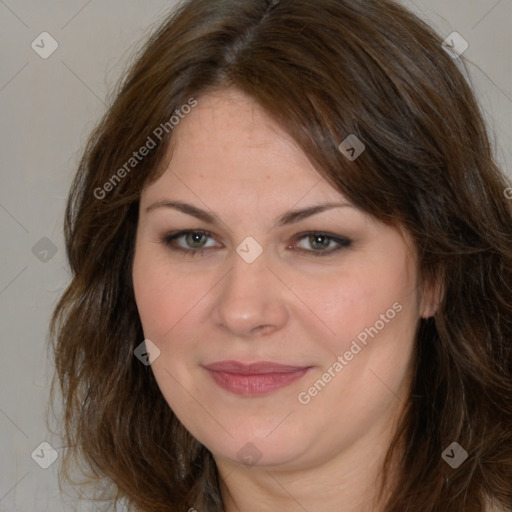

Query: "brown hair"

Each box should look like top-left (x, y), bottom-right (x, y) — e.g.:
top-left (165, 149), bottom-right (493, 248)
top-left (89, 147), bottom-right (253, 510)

top-left (49, 0), bottom-right (512, 510)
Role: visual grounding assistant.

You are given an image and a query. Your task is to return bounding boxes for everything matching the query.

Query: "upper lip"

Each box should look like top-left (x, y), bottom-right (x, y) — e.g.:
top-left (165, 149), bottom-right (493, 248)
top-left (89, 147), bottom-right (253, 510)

top-left (204, 360), bottom-right (310, 374)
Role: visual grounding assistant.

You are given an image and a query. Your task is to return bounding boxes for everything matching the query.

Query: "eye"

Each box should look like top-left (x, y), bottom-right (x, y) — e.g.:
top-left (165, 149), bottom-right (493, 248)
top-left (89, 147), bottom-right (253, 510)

top-left (160, 230), bottom-right (219, 257)
top-left (290, 232), bottom-right (352, 257)
top-left (159, 230), bottom-right (352, 257)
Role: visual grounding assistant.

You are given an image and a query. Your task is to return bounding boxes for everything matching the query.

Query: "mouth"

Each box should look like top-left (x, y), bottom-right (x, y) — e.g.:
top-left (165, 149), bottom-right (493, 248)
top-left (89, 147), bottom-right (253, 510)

top-left (203, 360), bottom-right (313, 396)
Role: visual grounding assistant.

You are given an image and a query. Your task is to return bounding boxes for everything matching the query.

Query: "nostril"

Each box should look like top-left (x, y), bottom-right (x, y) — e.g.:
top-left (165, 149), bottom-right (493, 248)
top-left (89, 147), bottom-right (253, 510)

top-left (251, 324), bottom-right (275, 336)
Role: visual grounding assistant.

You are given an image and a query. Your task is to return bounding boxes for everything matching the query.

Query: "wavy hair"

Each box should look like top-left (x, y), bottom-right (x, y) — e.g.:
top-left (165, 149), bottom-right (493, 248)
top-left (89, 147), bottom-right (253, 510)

top-left (49, 0), bottom-right (512, 510)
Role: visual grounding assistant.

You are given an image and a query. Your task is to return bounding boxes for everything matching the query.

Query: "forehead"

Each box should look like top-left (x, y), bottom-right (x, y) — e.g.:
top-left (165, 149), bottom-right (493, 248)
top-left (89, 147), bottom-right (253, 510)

top-left (142, 88), bottom-right (346, 205)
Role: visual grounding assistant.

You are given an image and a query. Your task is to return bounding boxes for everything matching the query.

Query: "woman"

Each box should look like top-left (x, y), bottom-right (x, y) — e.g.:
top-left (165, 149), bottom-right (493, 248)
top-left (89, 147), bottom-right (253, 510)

top-left (50, 0), bottom-right (512, 510)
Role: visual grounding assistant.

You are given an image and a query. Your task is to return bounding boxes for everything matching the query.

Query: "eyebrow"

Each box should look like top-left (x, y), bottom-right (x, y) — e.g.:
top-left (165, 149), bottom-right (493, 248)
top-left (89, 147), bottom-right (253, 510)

top-left (145, 200), bottom-right (353, 227)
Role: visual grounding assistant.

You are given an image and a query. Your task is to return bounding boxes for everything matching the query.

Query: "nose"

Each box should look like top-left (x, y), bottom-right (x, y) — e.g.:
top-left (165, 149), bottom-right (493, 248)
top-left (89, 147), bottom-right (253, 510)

top-left (211, 248), bottom-right (289, 338)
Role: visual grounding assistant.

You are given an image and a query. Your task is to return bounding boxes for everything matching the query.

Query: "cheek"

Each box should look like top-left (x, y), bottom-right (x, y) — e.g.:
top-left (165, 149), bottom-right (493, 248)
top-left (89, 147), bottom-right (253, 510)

top-left (132, 249), bottom-right (201, 394)
top-left (132, 246), bottom-right (188, 340)
top-left (299, 247), bottom-right (418, 443)
top-left (132, 246), bottom-right (222, 378)
top-left (132, 248), bottom-right (211, 435)
top-left (313, 247), bottom-right (418, 356)
top-left (295, 252), bottom-right (418, 440)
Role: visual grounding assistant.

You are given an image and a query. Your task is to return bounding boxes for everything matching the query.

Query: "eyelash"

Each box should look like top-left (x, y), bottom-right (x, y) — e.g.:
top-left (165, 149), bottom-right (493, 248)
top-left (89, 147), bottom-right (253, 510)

top-left (159, 230), bottom-right (352, 258)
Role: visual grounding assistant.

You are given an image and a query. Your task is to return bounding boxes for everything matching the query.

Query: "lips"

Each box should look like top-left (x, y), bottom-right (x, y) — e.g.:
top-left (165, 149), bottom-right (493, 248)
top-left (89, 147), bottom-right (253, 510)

top-left (203, 360), bottom-right (312, 396)
top-left (204, 360), bottom-right (309, 374)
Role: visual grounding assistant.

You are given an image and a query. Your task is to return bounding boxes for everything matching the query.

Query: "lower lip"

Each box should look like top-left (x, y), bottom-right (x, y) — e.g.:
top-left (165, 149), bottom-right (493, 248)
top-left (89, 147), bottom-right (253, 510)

top-left (205, 368), bottom-right (311, 396)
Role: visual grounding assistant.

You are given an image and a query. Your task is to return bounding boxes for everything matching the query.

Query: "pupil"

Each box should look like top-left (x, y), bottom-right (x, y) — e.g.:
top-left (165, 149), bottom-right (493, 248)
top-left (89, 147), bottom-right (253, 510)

top-left (312, 235), bottom-right (328, 250)
top-left (188, 232), bottom-right (205, 247)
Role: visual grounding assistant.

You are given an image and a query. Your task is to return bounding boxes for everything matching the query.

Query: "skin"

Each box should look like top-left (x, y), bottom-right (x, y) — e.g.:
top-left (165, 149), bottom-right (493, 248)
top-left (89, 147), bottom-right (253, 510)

top-left (132, 87), bottom-right (438, 512)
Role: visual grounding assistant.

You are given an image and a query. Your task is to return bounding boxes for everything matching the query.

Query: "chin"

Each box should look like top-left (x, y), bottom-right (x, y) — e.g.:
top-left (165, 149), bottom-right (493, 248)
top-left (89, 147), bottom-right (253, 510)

top-left (199, 424), bottom-right (313, 469)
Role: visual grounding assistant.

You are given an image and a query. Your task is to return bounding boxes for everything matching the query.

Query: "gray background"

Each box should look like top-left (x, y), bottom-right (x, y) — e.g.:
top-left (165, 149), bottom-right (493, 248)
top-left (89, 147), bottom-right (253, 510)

top-left (0, 0), bottom-right (510, 510)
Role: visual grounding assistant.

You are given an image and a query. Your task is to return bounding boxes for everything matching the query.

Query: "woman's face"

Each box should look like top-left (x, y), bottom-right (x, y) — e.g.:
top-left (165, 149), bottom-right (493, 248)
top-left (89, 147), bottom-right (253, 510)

top-left (132, 87), bottom-right (430, 470)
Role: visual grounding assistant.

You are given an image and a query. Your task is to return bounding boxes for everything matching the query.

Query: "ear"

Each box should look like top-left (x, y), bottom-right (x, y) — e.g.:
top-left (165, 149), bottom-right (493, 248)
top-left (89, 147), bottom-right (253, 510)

top-left (419, 277), bottom-right (444, 319)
